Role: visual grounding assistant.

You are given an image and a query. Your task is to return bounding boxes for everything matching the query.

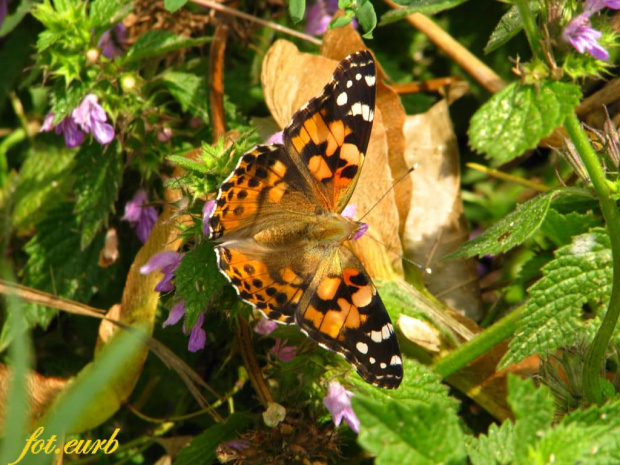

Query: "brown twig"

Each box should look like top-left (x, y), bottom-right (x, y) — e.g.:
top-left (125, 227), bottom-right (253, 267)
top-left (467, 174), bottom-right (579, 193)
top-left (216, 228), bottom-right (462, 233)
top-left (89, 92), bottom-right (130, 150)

top-left (391, 77), bottom-right (462, 94)
top-left (383, 2), bottom-right (506, 94)
top-left (209, 21), bottom-right (229, 141)
top-left (235, 315), bottom-right (274, 407)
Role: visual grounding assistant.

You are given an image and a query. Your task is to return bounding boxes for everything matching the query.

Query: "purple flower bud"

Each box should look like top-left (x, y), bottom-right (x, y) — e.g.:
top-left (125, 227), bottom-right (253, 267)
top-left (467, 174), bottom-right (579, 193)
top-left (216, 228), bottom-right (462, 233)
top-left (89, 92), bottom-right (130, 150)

top-left (270, 338), bottom-right (296, 362)
top-left (140, 251), bottom-right (183, 292)
top-left (203, 200), bottom-right (216, 237)
top-left (187, 312), bottom-right (207, 352)
top-left (122, 189), bottom-right (159, 243)
top-left (97, 23), bottom-right (127, 59)
top-left (323, 381), bottom-right (360, 433)
top-left (157, 127), bottom-right (172, 142)
top-left (72, 94), bottom-right (115, 145)
top-left (254, 317), bottom-right (278, 335)
top-left (563, 13), bottom-right (609, 60)
top-left (163, 301), bottom-right (186, 327)
top-left (40, 112), bottom-right (55, 132)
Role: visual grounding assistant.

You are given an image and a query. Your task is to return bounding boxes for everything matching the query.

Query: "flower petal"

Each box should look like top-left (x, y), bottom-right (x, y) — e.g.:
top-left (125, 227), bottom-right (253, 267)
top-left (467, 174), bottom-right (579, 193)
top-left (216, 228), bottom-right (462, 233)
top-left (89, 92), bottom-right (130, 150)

top-left (188, 312), bottom-right (206, 352)
top-left (139, 251), bottom-right (183, 275)
top-left (163, 301), bottom-right (186, 327)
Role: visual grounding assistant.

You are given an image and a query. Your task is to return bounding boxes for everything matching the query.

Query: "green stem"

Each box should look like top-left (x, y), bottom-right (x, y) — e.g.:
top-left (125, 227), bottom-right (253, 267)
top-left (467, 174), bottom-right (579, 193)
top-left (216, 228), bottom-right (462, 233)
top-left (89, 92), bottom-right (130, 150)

top-left (514, 0), bottom-right (545, 61)
top-left (433, 305), bottom-right (526, 379)
top-left (565, 113), bottom-right (620, 404)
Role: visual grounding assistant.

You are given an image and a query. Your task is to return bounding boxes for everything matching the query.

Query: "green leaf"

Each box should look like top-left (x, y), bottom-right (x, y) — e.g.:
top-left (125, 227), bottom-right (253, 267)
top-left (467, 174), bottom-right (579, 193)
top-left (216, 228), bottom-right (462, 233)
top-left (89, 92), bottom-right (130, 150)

top-left (175, 414), bottom-right (252, 465)
top-left (288, 0), bottom-right (306, 23)
top-left (121, 30), bottom-right (211, 65)
top-left (175, 241), bottom-right (232, 329)
top-left (12, 146), bottom-right (75, 232)
top-left (89, 0), bottom-right (131, 28)
top-left (168, 154), bottom-right (210, 174)
top-left (161, 71), bottom-right (210, 121)
top-left (500, 229), bottom-right (613, 368)
top-left (164, 0), bottom-right (190, 13)
top-left (484, 2), bottom-right (540, 54)
top-left (0, 0), bottom-right (33, 38)
top-left (506, 376), bottom-right (554, 464)
top-left (74, 141), bottom-right (123, 249)
top-left (449, 191), bottom-right (555, 258)
top-left (469, 81), bottom-right (582, 165)
top-left (379, 0), bottom-right (467, 26)
top-left (541, 209), bottom-right (601, 247)
top-left (355, 0), bottom-right (377, 38)
top-left (354, 396), bottom-right (467, 465)
top-left (467, 421), bottom-right (516, 465)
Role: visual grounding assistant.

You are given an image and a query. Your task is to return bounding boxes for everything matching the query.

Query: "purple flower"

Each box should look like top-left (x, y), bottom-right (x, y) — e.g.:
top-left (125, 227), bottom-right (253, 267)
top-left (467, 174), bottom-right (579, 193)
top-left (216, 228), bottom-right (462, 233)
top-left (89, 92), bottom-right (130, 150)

top-left (203, 200), bottom-right (216, 237)
top-left (163, 301), bottom-right (186, 327)
top-left (323, 381), bottom-right (360, 433)
top-left (40, 112), bottom-right (55, 132)
top-left (563, 13), bottom-right (609, 60)
top-left (39, 111), bottom-right (85, 147)
top-left (270, 338), bottom-right (296, 362)
top-left (72, 94), bottom-right (115, 145)
top-left (254, 317), bottom-right (278, 336)
top-left (157, 127), bottom-right (172, 142)
top-left (186, 312), bottom-right (206, 352)
top-left (122, 190), bottom-right (158, 243)
top-left (97, 23), bottom-right (127, 59)
top-left (341, 205), bottom-right (368, 241)
top-left (267, 131), bottom-right (283, 145)
top-left (585, 0), bottom-right (620, 13)
top-left (305, 0), bottom-right (338, 36)
top-left (139, 251), bottom-right (183, 292)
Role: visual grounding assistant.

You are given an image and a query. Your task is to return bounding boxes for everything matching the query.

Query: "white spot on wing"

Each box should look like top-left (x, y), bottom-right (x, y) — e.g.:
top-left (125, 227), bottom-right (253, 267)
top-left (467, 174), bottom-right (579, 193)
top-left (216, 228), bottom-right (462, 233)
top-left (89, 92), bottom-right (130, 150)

top-left (356, 342), bottom-right (369, 354)
top-left (369, 357), bottom-right (376, 364)
top-left (380, 362), bottom-right (387, 369)
top-left (390, 355), bottom-right (402, 366)
top-left (355, 73), bottom-right (362, 80)
top-left (348, 103), bottom-right (372, 121)
top-left (337, 91), bottom-right (348, 106)
top-left (382, 324), bottom-right (391, 340)
top-left (371, 330), bottom-right (382, 343)
top-left (365, 75), bottom-right (376, 86)
top-left (347, 80), bottom-right (353, 88)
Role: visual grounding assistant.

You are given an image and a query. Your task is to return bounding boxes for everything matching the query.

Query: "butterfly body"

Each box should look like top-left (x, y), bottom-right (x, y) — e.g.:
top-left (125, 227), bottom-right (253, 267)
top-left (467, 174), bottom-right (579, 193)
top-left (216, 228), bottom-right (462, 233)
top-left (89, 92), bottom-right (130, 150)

top-left (209, 51), bottom-right (403, 389)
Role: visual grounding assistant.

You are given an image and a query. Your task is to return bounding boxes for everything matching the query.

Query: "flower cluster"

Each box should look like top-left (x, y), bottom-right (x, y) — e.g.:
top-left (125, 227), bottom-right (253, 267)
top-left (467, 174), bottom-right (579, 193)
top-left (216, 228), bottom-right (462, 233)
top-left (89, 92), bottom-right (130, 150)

top-left (563, 0), bottom-right (620, 60)
top-left (40, 94), bottom-right (115, 148)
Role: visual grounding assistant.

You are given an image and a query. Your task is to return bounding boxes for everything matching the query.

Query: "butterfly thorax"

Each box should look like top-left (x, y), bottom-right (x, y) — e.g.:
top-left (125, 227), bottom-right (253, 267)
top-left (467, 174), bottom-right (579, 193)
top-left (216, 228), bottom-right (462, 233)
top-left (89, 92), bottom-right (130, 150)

top-left (252, 212), bottom-right (362, 250)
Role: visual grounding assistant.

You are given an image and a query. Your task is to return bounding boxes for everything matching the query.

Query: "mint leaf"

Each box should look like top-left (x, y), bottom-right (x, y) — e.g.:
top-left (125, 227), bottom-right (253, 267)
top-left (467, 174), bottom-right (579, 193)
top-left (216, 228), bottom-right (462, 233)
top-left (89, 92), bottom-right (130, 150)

top-left (162, 71), bottom-right (209, 122)
top-left (288, 0), bottom-right (306, 23)
top-left (484, 2), bottom-right (540, 54)
top-left (467, 421), bottom-right (516, 465)
top-left (541, 209), bottom-right (601, 247)
top-left (469, 82), bottom-right (581, 165)
top-left (74, 141), bottom-right (123, 249)
top-left (379, 0), bottom-right (467, 26)
top-left (354, 396), bottom-right (466, 465)
top-left (122, 30), bottom-right (211, 65)
top-left (175, 241), bottom-right (233, 329)
top-left (501, 229), bottom-right (612, 368)
top-left (175, 414), bottom-right (251, 465)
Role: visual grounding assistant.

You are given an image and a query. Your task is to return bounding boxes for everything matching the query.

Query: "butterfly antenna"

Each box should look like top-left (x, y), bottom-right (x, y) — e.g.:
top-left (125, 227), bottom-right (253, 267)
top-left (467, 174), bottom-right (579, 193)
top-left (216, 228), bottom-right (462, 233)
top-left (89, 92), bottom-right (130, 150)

top-left (358, 165), bottom-right (417, 223)
top-left (363, 232), bottom-right (432, 275)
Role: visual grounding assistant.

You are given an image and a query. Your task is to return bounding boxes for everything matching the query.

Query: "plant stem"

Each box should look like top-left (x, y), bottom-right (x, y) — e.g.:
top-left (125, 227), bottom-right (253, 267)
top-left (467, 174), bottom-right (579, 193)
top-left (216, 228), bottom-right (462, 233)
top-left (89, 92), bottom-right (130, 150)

top-left (565, 113), bottom-right (620, 404)
top-left (514, 0), bottom-right (545, 62)
top-left (433, 305), bottom-right (526, 379)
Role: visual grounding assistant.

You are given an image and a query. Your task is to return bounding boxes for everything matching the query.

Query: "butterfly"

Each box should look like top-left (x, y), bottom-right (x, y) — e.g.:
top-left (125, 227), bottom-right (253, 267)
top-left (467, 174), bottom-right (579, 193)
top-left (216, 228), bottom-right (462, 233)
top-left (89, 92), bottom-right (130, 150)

top-left (208, 50), bottom-right (403, 389)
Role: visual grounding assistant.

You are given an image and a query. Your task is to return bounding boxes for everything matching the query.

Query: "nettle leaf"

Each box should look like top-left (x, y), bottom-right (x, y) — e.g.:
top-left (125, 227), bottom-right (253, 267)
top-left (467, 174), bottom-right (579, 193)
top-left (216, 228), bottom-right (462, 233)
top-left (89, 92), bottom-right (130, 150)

top-left (164, 0), bottom-right (190, 13)
top-left (469, 81), bottom-right (581, 165)
top-left (379, 0), bottom-right (467, 26)
top-left (74, 141), bottom-right (123, 249)
top-left (507, 376), bottom-right (554, 464)
top-left (288, 0), bottom-right (306, 23)
top-left (175, 241), bottom-right (232, 329)
top-left (500, 228), bottom-right (612, 369)
top-left (162, 71), bottom-right (210, 122)
top-left (355, 0), bottom-right (377, 38)
top-left (121, 30), bottom-right (211, 65)
top-left (175, 413), bottom-right (251, 465)
top-left (12, 146), bottom-right (75, 233)
top-left (540, 209), bottom-right (601, 247)
top-left (467, 421), bottom-right (516, 465)
top-left (354, 396), bottom-right (466, 465)
top-left (484, 2), bottom-right (540, 54)
top-left (89, 0), bottom-right (131, 28)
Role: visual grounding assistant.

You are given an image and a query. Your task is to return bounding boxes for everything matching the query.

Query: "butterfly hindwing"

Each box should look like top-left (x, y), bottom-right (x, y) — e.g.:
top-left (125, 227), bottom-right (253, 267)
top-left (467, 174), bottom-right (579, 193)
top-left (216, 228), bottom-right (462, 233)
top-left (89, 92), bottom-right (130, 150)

top-left (284, 51), bottom-right (376, 212)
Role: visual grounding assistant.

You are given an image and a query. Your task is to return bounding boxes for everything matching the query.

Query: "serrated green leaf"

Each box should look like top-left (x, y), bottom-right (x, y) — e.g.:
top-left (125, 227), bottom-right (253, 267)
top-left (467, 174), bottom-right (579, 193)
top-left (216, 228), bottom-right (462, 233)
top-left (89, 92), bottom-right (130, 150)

top-left (501, 229), bottom-right (612, 369)
top-left (354, 396), bottom-right (467, 465)
top-left (356, 0), bottom-right (377, 38)
top-left (121, 30), bottom-right (211, 65)
top-left (288, 0), bottom-right (306, 23)
top-left (484, 2), bottom-right (540, 54)
top-left (89, 0), bottom-right (131, 28)
top-left (0, 0), bottom-right (32, 38)
top-left (175, 414), bottom-right (252, 465)
top-left (74, 141), bottom-right (123, 249)
top-left (507, 375), bottom-right (554, 464)
top-left (12, 146), bottom-right (75, 232)
top-left (449, 191), bottom-right (555, 258)
top-left (164, 0), bottom-right (190, 13)
top-left (175, 241), bottom-right (232, 329)
top-left (541, 209), bottom-right (601, 247)
top-left (469, 81), bottom-right (582, 165)
top-left (467, 421), bottom-right (516, 465)
top-left (379, 0), bottom-right (467, 26)
top-left (161, 71), bottom-right (209, 121)
top-left (168, 154), bottom-right (210, 174)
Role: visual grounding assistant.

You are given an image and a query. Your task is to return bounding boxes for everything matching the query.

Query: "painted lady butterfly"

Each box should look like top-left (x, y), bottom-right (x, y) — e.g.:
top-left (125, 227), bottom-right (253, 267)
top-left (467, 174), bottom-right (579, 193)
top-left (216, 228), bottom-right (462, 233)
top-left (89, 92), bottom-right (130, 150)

top-left (209, 51), bottom-right (403, 389)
